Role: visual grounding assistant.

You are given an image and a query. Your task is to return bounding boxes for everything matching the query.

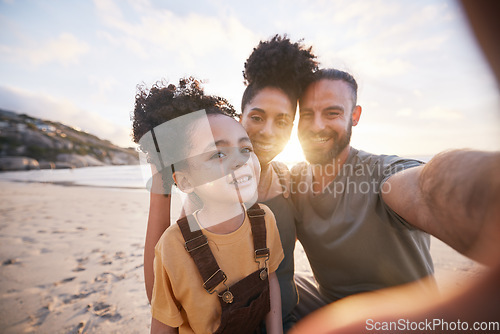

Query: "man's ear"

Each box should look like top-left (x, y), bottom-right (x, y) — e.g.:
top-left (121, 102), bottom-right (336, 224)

top-left (352, 105), bottom-right (362, 126)
top-left (172, 171), bottom-right (194, 194)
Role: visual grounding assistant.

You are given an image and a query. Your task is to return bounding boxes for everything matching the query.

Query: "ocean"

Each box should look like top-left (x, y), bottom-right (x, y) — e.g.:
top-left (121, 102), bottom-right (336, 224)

top-left (0, 165), bottom-right (147, 190)
top-left (0, 155), bottom-right (433, 190)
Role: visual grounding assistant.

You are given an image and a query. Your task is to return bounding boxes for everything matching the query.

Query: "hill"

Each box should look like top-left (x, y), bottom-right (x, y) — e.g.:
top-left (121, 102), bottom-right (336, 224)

top-left (0, 109), bottom-right (138, 171)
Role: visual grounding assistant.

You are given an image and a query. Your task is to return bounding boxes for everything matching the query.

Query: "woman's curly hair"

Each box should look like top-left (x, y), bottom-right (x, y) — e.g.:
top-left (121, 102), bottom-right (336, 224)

top-left (242, 34), bottom-right (318, 112)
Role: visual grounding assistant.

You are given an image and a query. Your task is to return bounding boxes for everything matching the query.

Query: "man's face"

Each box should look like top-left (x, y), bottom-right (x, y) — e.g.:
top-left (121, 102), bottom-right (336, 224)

top-left (298, 79), bottom-right (361, 165)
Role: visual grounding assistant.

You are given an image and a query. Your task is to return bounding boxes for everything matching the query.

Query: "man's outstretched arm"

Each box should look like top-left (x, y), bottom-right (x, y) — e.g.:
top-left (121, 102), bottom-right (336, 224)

top-left (382, 149), bottom-right (500, 266)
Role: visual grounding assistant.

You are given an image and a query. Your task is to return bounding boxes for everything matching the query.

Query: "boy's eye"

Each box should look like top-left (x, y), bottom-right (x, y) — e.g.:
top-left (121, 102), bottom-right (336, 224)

top-left (241, 147), bottom-right (253, 154)
top-left (210, 151), bottom-right (226, 159)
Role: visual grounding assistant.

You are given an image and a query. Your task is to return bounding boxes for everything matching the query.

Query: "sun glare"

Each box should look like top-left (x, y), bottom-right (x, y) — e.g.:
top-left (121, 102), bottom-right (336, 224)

top-left (274, 125), bottom-right (305, 167)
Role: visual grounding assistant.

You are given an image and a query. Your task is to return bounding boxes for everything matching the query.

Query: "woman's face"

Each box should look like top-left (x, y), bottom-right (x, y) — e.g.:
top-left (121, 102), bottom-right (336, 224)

top-left (240, 87), bottom-right (295, 166)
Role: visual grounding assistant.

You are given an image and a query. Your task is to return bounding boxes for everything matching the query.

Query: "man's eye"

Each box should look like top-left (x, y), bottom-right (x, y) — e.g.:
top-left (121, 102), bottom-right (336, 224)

top-left (327, 112), bottom-right (339, 118)
top-left (251, 115), bottom-right (263, 122)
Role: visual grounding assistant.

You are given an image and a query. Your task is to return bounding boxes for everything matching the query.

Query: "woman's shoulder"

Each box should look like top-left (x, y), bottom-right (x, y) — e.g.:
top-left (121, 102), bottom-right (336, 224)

top-left (270, 160), bottom-right (290, 173)
top-left (290, 161), bottom-right (308, 178)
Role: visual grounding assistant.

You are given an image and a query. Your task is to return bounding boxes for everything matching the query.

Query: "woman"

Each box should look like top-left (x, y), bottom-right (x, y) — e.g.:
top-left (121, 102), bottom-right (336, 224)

top-left (138, 35), bottom-right (317, 332)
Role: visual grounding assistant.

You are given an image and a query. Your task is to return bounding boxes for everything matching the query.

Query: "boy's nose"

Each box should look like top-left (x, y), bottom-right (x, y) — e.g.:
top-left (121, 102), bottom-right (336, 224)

top-left (230, 150), bottom-right (249, 170)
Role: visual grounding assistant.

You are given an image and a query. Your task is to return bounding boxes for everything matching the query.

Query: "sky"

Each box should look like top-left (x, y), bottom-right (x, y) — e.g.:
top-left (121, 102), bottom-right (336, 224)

top-left (0, 0), bottom-right (499, 162)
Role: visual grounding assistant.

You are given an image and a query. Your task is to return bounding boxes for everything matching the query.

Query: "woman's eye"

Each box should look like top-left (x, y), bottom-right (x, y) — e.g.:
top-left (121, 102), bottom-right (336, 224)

top-left (276, 119), bottom-right (291, 128)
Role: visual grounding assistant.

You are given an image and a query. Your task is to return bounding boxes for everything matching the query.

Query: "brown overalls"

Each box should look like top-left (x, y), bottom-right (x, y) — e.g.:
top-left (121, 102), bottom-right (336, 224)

top-left (177, 203), bottom-right (271, 334)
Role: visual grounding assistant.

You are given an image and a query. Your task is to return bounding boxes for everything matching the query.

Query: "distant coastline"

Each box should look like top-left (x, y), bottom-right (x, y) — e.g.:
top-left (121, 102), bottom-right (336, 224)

top-left (0, 109), bottom-right (138, 171)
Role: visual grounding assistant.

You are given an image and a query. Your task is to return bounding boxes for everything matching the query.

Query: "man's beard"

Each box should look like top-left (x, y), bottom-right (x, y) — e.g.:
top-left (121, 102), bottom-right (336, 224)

top-left (302, 124), bottom-right (352, 166)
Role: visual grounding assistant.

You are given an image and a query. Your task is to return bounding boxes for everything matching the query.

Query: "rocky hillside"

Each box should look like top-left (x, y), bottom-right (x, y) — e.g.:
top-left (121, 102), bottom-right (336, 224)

top-left (0, 109), bottom-right (138, 171)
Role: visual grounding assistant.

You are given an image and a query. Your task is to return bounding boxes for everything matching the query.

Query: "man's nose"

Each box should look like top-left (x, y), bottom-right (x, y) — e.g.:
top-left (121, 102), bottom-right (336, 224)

top-left (311, 113), bottom-right (325, 132)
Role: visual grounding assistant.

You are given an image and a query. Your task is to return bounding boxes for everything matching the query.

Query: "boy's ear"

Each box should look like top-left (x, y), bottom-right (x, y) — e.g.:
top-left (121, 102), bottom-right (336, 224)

top-left (172, 171), bottom-right (194, 194)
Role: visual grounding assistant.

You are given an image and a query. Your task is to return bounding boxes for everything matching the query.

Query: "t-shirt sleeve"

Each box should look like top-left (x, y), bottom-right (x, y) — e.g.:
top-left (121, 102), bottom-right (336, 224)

top-left (151, 242), bottom-right (184, 327)
top-left (261, 204), bottom-right (284, 273)
top-left (380, 156), bottom-right (424, 187)
top-left (378, 156), bottom-right (425, 230)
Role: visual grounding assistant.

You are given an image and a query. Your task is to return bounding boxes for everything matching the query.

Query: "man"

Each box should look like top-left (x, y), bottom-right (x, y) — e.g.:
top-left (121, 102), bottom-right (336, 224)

top-left (290, 68), bottom-right (500, 318)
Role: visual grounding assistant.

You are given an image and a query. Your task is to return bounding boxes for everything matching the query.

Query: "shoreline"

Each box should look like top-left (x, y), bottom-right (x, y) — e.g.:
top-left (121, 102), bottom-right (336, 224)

top-left (1, 178), bottom-right (146, 191)
top-left (0, 180), bottom-right (484, 333)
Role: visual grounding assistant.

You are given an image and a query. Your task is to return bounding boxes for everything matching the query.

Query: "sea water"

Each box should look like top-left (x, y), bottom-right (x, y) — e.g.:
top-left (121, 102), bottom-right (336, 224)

top-left (0, 155), bottom-right (432, 190)
top-left (0, 165), bottom-right (146, 189)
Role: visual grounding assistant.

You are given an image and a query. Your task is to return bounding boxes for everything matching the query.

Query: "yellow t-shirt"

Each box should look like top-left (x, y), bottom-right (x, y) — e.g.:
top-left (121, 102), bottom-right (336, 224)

top-left (151, 204), bottom-right (284, 333)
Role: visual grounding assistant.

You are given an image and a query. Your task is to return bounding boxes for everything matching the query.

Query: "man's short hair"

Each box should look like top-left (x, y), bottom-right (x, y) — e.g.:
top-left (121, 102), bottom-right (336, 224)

top-left (303, 68), bottom-right (358, 107)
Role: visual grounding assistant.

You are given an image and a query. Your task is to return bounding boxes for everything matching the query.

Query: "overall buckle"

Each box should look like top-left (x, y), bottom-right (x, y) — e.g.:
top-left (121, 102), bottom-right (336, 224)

top-left (184, 234), bottom-right (208, 252)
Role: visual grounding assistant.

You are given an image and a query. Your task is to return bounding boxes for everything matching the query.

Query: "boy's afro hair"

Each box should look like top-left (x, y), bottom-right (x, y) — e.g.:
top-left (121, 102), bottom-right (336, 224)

top-left (131, 77), bottom-right (236, 144)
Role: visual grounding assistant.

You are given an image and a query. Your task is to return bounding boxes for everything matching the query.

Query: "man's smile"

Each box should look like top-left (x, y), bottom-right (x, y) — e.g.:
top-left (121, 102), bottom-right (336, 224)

top-left (309, 136), bottom-right (331, 144)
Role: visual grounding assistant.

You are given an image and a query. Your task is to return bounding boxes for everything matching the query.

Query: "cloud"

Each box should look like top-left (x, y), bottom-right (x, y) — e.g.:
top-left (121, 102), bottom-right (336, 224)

top-left (0, 85), bottom-right (133, 147)
top-left (330, 0), bottom-right (401, 25)
top-left (92, 0), bottom-right (257, 65)
top-left (305, 0), bottom-right (452, 81)
top-left (419, 106), bottom-right (464, 121)
top-left (0, 32), bottom-right (89, 66)
top-left (396, 108), bottom-right (413, 117)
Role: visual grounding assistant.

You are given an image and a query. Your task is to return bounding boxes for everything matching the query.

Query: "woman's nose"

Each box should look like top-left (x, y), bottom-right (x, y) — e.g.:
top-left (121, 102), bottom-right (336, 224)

top-left (259, 120), bottom-right (274, 137)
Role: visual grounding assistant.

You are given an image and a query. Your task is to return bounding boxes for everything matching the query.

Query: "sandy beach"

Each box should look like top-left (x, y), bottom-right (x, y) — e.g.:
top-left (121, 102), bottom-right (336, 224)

top-left (0, 180), bottom-right (485, 333)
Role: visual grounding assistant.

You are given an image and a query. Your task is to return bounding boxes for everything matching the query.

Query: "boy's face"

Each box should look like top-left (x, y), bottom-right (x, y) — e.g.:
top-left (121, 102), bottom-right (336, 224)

top-left (178, 114), bottom-right (260, 206)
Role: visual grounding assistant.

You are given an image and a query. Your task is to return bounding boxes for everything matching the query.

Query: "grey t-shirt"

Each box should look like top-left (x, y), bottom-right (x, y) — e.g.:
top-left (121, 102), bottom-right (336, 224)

top-left (291, 148), bottom-right (434, 302)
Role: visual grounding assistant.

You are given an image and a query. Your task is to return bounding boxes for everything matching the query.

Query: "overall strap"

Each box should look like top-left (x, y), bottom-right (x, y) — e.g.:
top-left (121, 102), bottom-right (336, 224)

top-left (247, 203), bottom-right (269, 267)
top-left (177, 204), bottom-right (269, 294)
top-left (177, 216), bottom-right (227, 294)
